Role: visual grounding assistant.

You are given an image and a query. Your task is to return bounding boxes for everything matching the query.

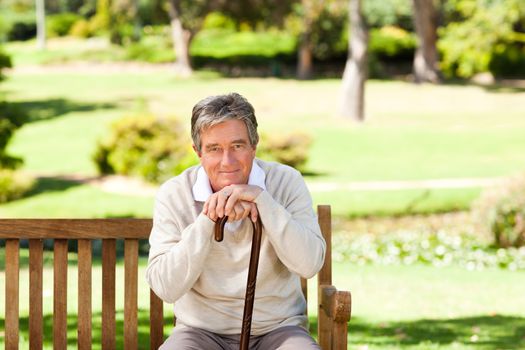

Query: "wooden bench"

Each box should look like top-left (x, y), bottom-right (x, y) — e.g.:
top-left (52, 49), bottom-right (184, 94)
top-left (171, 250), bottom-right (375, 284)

top-left (0, 205), bottom-right (351, 349)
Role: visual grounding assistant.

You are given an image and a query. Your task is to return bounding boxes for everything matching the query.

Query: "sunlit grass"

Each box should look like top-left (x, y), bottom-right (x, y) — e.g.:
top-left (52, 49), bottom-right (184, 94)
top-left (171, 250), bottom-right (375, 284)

top-left (0, 257), bottom-right (523, 349)
top-left (1, 53), bottom-right (525, 217)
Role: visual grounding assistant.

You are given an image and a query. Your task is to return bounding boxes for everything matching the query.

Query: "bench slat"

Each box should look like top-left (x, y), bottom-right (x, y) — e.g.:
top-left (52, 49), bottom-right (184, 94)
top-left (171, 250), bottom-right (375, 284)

top-left (102, 239), bottom-right (116, 350)
top-left (5, 239), bottom-right (20, 350)
top-left (0, 219), bottom-right (152, 239)
top-left (29, 239), bottom-right (44, 350)
top-left (124, 239), bottom-right (138, 349)
top-left (54, 239), bottom-right (68, 349)
top-left (78, 239), bottom-right (93, 350)
top-left (150, 289), bottom-right (164, 350)
top-left (317, 206), bottom-right (333, 350)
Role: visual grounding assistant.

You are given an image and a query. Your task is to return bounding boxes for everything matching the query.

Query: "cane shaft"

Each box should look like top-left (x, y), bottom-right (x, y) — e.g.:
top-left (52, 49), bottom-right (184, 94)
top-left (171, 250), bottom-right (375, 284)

top-left (215, 216), bottom-right (263, 350)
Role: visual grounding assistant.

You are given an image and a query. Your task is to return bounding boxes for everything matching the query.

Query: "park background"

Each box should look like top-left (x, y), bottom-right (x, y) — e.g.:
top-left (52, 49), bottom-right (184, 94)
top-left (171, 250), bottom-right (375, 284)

top-left (0, 0), bottom-right (525, 349)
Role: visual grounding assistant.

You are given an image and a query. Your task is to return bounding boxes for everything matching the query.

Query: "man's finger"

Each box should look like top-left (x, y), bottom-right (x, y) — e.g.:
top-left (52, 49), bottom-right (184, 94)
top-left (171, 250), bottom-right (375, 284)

top-left (207, 194), bottom-right (218, 221)
top-left (216, 191), bottom-right (230, 218)
top-left (250, 203), bottom-right (259, 222)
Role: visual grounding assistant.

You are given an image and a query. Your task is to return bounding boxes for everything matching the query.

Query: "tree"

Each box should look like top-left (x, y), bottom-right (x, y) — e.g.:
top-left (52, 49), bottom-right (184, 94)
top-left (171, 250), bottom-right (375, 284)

top-left (165, 0), bottom-right (211, 76)
top-left (296, 0), bottom-right (324, 79)
top-left (35, 0), bottom-right (46, 50)
top-left (439, 0), bottom-right (525, 78)
top-left (340, 0), bottom-right (368, 121)
top-left (163, 0), bottom-right (294, 75)
top-left (412, 0), bottom-right (440, 83)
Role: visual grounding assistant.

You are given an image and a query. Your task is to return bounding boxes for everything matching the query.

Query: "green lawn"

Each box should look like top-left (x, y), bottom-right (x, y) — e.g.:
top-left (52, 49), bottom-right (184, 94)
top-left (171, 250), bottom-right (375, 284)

top-left (0, 253), bottom-right (523, 349)
top-left (1, 41), bottom-right (525, 217)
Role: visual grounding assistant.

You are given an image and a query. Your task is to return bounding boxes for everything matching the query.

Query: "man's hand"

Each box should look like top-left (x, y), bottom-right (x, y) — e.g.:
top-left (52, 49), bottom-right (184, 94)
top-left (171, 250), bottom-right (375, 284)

top-left (203, 184), bottom-right (262, 223)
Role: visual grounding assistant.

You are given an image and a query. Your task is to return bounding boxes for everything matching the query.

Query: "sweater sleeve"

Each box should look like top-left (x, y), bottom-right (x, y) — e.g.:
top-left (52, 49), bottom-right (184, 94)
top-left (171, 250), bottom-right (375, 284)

top-left (145, 190), bottom-right (215, 303)
top-left (254, 171), bottom-right (326, 279)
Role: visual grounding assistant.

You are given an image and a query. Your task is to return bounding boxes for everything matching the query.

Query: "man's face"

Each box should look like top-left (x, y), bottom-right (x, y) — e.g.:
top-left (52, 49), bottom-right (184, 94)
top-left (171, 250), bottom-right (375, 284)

top-left (195, 119), bottom-right (256, 192)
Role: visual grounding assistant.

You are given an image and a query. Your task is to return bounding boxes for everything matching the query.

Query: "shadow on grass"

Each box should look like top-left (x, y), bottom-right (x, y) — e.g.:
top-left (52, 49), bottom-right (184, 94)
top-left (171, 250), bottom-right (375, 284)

top-left (443, 79), bottom-right (525, 94)
top-left (310, 315), bottom-right (525, 349)
top-left (24, 176), bottom-right (85, 198)
top-left (4, 98), bottom-right (117, 125)
top-left (0, 310), bottom-right (174, 349)
top-left (1, 313), bottom-right (523, 349)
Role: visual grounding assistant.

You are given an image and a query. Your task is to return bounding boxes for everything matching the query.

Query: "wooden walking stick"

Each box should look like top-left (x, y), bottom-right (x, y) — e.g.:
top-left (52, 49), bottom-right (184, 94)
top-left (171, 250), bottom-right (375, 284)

top-left (214, 215), bottom-right (263, 350)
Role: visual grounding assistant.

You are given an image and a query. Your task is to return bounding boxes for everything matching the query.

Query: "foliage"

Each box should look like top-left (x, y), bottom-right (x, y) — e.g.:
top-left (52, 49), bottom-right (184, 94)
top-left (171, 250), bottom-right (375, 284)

top-left (93, 114), bottom-right (198, 184)
top-left (0, 50), bottom-right (12, 81)
top-left (0, 169), bottom-right (34, 203)
top-left (7, 19), bottom-right (36, 41)
top-left (124, 34), bottom-right (174, 63)
top-left (190, 29), bottom-right (296, 62)
top-left (363, 0), bottom-right (413, 30)
top-left (46, 12), bottom-right (83, 37)
top-left (333, 230), bottom-right (525, 271)
top-left (0, 118), bottom-right (23, 170)
top-left (285, 1), bottom-right (348, 61)
top-left (472, 173), bottom-right (525, 248)
top-left (201, 11), bottom-right (237, 31)
top-left (0, 4), bottom-right (36, 41)
top-left (257, 132), bottom-right (312, 172)
top-left (69, 19), bottom-right (93, 38)
top-left (369, 26), bottom-right (416, 61)
top-left (439, 0), bottom-right (525, 78)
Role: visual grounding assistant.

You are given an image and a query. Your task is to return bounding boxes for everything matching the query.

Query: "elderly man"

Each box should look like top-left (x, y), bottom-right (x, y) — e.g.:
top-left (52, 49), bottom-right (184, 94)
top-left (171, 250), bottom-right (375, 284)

top-left (146, 93), bottom-right (325, 349)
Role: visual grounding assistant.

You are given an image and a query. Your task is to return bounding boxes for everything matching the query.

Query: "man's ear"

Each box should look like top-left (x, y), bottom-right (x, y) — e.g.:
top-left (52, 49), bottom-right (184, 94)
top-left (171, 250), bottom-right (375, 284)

top-left (192, 144), bottom-right (202, 158)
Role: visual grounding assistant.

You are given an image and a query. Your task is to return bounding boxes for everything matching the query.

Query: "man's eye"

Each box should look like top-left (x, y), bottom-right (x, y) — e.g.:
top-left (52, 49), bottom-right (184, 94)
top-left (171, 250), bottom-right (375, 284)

top-left (233, 144), bottom-right (244, 150)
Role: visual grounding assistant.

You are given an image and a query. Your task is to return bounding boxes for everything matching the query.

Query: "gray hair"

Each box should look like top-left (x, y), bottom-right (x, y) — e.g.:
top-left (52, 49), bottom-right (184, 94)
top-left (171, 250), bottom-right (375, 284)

top-left (191, 93), bottom-right (259, 152)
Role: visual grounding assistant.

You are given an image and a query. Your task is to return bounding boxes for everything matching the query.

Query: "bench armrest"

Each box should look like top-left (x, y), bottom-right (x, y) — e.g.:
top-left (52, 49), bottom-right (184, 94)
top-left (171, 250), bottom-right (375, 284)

top-left (319, 284), bottom-right (352, 350)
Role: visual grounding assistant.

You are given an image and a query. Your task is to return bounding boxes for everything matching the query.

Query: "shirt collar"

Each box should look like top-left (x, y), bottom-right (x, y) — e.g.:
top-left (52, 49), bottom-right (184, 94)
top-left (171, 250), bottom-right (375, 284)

top-left (192, 160), bottom-right (266, 202)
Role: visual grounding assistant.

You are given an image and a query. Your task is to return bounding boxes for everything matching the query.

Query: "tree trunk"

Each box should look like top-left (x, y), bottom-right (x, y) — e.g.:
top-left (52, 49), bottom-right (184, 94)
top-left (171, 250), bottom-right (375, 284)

top-left (340, 0), bottom-right (368, 121)
top-left (297, 32), bottom-right (313, 79)
top-left (36, 0), bottom-right (46, 50)
top-left (412, 0), bottom-right (440, 83)
top-left (166, 0), bottom-right (193, 76)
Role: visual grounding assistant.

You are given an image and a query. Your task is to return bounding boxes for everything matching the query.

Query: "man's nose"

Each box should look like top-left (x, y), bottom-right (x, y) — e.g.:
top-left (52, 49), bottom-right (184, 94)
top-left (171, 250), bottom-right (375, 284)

top-left (221, 149), bottom-right (236, 166)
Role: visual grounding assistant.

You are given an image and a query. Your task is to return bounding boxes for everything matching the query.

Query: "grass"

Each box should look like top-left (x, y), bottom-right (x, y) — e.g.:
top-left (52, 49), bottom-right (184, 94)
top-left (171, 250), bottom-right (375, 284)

top-left (1, 39), bottom-right (525, 217)
top-left (0, 252), bottom-right (523, 349)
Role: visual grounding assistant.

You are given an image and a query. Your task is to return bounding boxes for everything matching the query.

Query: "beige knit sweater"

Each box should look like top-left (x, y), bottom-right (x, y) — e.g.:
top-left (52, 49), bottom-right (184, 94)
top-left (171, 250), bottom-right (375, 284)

top-left (145, 159), bottom-right (326, 335)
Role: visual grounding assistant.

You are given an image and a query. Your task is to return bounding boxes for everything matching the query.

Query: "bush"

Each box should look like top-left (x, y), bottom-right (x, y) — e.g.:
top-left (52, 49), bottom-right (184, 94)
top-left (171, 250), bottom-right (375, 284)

top-left (124, 35), bottom-right (174, 63)
top-left (333, 230), bottom-right (525, 271)
top-left (0, 50), bottom-right (12, 81)
top-left (7, 19), bottom-right (36, 41)
top-left (472, 173), bottom-right (525, 248)
top-left (0, 169), bottom-right (34, 203)
top-left (47, 12), bottom-right (83, 37)
top-left (369, 26), bottom-right (416, 61)
top-left (439, 0), bottom-right (525, 78)
top-left (69, 19), bottom-right (92, 38)
top-left (94, 114), bottom-right (198, 184)
top-left (257, 132), bottom-right (312, 172)
top-left (202, 12), bottom-right (236, 31)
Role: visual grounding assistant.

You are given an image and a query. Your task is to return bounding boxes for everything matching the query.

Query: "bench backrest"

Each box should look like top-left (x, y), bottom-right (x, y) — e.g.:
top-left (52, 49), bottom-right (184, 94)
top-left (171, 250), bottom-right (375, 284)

top-left (0, 206), bottom-right (333, 349)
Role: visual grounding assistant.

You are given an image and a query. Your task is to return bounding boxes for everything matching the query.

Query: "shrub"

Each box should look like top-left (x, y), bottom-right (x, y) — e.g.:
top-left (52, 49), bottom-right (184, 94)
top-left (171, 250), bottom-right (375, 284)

top-left (0, 169), bottom-right (34, 203)
top-left (257, 132), bottom-right (312, 172)
top-left (69, 19), bottom-right (92, 38)
top-left (333, 230), bottom-right (525, 271)
top-left (124, 36), bottom-right (174, 63)
top-left (202, 12), bottom-right (236, 31)
top-left (0, 50), bottom-right (12, 81)
top-left (94, 114), bottom-right (198, 184)
top-left (7, 19), bottom-right (36, 41)
top-left (47, 12), bottom-right (83, 37)
top-left (369, 26), bottom-right (416, 61)
top-left (439, 0), bottom-right (525, 78)
top-left (472, 173), bottom-right (525, 248)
